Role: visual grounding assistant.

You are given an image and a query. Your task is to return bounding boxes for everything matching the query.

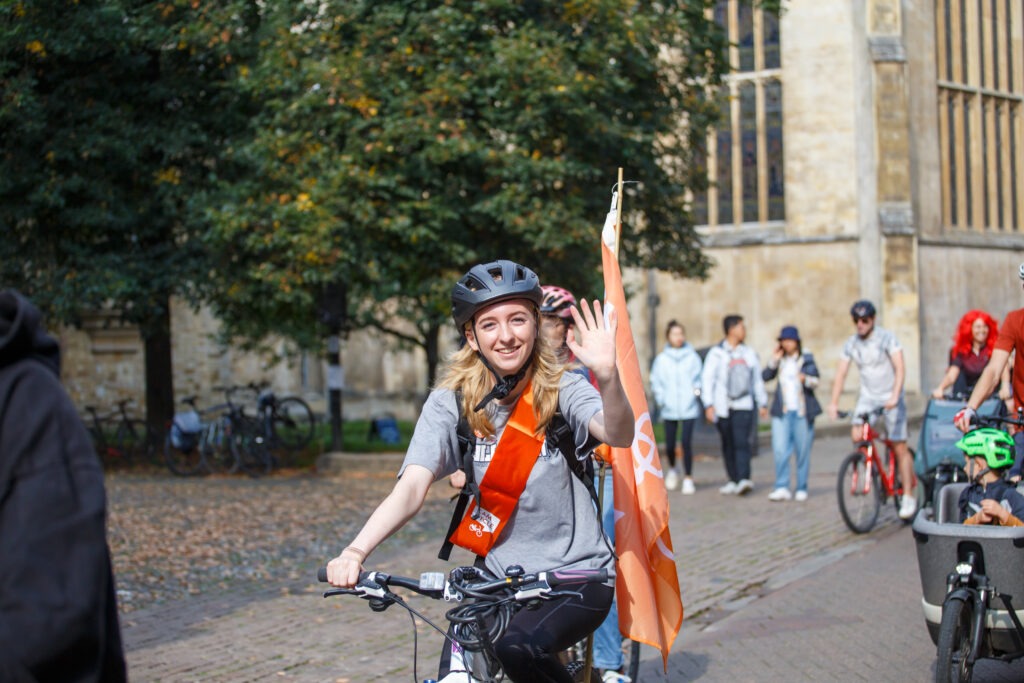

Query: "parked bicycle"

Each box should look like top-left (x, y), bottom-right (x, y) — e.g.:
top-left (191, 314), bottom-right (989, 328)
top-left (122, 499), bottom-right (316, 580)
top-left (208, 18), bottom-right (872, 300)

top-left (164, 390), bottom-right (265, 477)
top-left (318, 563), bottom-right (628, 683)
top-left (836, 407), bottom-right (919, 533)
top-left (244, 383), bottom-right (315, 469)
top-left (83, 398), bottom-right (159, 468)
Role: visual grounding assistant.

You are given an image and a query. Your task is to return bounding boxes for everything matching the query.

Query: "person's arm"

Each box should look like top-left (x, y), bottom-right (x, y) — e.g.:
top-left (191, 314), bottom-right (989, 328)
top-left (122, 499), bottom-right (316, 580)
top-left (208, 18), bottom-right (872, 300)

top-left (828, 357), bottom-right (851, 419)
top-left (650, 356), bottom-right (665, 409)
top-left (566, 299), bottom-right (634, 447)
top-left (932, 365), bottom-right (960, 399)
top-left (326, 464), bottom-right (435, 587)
top-left (999, 360), bottom-right (1013, 401)
top-left (885, 349), bottom-right (905, 410)
top-left (956, 348), bottom-right (1011, 430)
top-left (701, 348), bottom-right (720, 423)
top-left (801, 354), bottom-right (820, 389)
top-left (752, 351), bottom-right (769, 418)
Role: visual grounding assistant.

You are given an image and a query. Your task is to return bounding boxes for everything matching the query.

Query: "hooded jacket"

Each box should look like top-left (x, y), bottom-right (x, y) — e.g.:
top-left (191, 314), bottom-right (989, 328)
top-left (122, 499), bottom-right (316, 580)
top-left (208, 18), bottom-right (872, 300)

top-left (0, 290), bottom-right (126, 682)
top-left (650, 343), bottom-right (703, 421)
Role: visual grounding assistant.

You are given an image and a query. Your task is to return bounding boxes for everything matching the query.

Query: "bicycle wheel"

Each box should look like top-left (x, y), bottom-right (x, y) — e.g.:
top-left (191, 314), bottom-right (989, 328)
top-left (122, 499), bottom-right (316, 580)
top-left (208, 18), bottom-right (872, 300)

top-left (837, 451), bottom-right (881, 533)
top-left (116, 419), bottom-right (161, 466)
top-left (271, 397), bottom-right (315, 452)
top-left (235, 415), bottom-right (271, 477)
top-left (202, 416), bottom-right (239, 474)
top-left (935, 596), bottom-right (974, 683)
top-left (164, 431), bottom-right (204, 476)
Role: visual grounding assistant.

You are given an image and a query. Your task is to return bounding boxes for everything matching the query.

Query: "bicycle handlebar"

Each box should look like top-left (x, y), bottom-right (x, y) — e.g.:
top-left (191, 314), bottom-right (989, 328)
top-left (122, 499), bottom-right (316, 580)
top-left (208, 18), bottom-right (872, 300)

top-left (836, 407), bottom-right (886, 421)
top-left (974, 413), bottom-right (1024, 429)
top-left (317, 564), bottom-right (608, 602)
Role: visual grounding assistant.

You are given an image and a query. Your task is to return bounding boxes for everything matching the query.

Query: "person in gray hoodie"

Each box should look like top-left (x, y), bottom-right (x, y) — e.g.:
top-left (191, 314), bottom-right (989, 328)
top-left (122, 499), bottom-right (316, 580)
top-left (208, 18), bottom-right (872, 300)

top-left (0, 289), bottom-right (126, 683)
top-left (650, 320), bottom-right (703, 494)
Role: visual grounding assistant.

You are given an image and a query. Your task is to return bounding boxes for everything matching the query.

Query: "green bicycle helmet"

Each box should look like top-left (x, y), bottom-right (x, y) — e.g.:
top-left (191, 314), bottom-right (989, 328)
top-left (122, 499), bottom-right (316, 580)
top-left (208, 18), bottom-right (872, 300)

top-left (956, 428), bottom-right (1016, 469)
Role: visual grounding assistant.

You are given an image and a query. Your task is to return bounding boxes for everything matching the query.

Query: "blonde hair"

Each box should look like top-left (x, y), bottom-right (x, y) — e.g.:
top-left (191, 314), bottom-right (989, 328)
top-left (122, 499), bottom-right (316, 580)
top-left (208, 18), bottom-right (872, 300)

top-left (438, 325), bottom-right (565, 438)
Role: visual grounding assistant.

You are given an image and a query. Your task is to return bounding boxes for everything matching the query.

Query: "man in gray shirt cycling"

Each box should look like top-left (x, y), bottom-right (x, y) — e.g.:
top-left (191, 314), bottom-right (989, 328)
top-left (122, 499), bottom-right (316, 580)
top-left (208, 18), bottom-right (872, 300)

top-left (827, 300), bottom-right (917, 520)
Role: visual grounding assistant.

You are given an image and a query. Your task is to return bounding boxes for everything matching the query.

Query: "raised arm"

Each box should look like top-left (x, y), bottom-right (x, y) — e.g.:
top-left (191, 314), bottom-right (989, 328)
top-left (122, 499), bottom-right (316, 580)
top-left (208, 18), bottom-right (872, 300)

top-left (567, 298), bottom-right (634, 447)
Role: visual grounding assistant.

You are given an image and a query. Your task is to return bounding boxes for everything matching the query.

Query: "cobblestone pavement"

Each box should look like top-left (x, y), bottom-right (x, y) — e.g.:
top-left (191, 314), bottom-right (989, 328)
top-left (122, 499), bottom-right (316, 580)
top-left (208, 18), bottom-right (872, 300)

top-left (114, 432), bottom-right (1011, 682)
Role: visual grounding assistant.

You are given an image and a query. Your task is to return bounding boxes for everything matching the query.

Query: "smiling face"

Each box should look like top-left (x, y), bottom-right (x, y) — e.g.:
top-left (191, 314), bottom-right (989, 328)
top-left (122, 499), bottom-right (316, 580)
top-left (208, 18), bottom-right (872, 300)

top-left (464, 299), bottom-right (537, 376)
top-left (971, 317), bottom-right (990, 347)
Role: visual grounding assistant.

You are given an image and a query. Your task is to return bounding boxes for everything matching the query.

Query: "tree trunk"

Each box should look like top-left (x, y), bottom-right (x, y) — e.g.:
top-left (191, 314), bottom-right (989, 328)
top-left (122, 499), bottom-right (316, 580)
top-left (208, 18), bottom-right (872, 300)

top-left (144, 298), bottom-right (175, 435)
top-left (425, 322), bottom-right (441, 388)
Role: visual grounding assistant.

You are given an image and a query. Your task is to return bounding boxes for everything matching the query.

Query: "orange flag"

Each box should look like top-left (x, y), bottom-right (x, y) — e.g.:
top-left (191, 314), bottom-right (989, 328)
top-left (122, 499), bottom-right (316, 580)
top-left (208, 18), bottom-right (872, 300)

top-left (601, 189), bottom-right (683, 669)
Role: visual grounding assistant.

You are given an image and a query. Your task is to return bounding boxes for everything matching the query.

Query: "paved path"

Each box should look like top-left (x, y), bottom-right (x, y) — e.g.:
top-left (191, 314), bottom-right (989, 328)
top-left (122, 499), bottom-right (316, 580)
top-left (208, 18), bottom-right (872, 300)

top-left (116, 432), bottom-right (1014, 682)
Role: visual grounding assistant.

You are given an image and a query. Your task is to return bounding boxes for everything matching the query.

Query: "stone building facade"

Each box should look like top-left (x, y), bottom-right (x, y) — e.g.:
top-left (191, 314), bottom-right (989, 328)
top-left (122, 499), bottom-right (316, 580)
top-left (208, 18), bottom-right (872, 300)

top-left (60, 0), bottom-right (1023, 421)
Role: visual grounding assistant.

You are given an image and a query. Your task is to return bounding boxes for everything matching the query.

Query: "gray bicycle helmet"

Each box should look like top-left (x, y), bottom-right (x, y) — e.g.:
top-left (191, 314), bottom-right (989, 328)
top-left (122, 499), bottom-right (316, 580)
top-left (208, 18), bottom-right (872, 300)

top-left (451, 260), bottom-right (543, 332)
top-left (1018, 262), bottom-right (1024, 281)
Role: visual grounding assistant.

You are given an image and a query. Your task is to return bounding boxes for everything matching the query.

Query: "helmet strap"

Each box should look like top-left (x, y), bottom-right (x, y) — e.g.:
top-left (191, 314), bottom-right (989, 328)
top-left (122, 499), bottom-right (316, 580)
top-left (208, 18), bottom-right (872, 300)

top-left (466, 311), bottom-right (539, 412)
top-left (970, 461), bottom-right (992, 484)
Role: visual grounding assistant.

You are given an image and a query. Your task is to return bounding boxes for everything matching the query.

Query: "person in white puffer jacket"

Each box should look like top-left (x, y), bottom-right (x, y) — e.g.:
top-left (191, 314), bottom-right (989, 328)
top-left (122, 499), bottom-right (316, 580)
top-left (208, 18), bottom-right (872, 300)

top-left (650, 320), bottom-right (703, 494)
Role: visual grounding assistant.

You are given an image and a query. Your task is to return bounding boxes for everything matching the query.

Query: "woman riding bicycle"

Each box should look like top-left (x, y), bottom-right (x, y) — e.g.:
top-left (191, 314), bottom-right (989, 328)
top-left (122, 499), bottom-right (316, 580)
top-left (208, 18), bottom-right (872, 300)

top-left (325, 259), bottom-right (634, 683)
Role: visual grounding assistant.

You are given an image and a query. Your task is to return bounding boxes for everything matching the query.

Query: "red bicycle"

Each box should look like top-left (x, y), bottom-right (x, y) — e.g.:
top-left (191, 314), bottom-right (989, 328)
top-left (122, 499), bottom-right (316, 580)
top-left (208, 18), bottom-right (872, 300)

top-left (836, 408), bottom-right (918, 533)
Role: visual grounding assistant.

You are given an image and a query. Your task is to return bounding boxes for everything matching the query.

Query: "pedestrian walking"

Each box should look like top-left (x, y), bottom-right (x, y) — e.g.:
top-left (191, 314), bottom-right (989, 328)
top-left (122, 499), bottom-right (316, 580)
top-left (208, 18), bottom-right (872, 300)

top-left (650, 320), bottom-right (702, 494)
top-left (762, 325), bottom-right (821, 502)
top-left (701, 315), bottom-right (768, 495)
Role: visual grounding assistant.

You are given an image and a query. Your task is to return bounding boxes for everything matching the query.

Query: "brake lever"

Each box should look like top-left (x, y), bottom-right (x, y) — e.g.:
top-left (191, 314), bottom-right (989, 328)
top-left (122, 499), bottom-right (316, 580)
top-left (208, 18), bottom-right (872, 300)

top-left (546, 589), bottom-right (584, 601)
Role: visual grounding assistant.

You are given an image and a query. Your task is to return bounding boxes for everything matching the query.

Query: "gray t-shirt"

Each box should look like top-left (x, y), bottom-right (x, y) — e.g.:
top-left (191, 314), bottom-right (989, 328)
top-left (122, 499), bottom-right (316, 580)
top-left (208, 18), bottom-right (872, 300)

top-left (841, 326), bottom-right (903, 403)
top-left (400, 372), bottom-right (614, 579)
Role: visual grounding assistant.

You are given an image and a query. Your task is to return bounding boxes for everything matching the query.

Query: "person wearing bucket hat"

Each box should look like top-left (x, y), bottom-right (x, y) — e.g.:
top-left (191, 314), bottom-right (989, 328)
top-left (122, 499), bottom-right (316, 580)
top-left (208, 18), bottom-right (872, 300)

top-left (325, 260), bottom-right (635, 682)
top-left (762, 325), bottom-right (821, 502)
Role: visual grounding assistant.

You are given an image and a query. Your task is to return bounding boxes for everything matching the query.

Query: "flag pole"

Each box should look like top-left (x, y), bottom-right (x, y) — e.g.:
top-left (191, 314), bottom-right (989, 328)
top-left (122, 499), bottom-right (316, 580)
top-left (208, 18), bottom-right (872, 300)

top-left (614, 167), bottom-right (624, 258)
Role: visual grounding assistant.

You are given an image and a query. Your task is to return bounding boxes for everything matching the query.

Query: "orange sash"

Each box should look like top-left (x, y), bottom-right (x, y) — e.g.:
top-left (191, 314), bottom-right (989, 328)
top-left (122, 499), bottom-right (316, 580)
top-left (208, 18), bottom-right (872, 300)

top-left (448, 381), bottom-right (545, 557)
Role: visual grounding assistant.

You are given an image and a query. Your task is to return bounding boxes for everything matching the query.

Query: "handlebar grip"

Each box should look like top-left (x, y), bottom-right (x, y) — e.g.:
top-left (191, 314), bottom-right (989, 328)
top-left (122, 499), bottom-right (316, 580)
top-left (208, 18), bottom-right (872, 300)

top-left (545, 568), bottom-right (609, 586)
top-left (318, 566), bottom-right (377, 584)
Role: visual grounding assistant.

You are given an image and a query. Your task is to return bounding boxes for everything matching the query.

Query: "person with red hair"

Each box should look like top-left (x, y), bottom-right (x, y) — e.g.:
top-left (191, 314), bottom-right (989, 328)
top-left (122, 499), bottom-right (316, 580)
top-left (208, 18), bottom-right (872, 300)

top-left (932, 309), bottom-right (1005, 399)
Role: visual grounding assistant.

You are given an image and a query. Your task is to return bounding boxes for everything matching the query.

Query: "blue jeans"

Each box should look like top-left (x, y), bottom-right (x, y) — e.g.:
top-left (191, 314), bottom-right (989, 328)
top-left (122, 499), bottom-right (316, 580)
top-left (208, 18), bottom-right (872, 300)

top-left (770, 411), bottom-right (814, 492)
top-left (592, 471), bottom-right (623, 670)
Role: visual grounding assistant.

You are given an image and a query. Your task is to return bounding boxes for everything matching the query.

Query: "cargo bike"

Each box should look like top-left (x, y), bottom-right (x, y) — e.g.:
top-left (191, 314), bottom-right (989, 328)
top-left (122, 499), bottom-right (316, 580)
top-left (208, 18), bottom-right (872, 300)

top-left (912, 414), bottom-right (1024, 683)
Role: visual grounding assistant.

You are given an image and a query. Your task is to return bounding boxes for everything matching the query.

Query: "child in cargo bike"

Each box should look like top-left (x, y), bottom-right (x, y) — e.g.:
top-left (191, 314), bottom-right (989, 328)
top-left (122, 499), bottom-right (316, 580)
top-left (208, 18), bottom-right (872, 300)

top-left (956, 428), bottom-right (1024, 526)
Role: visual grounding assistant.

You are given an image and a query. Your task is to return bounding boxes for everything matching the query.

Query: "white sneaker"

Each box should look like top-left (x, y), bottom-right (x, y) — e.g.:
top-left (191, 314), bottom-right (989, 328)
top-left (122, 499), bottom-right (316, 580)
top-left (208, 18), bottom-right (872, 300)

top-left (665, 468), bottom-right (680, 491)
top-left (601, 671), bottom-right (631, 683)
top-left (898, 494), bottom-right (918, 520)
top-left (719, 481), bottom-right (738, 495)
top-left (736, 479), bottom-right (754, 495)
top-left (681, 477), bottom-right (696, 495)
top-left (794, 490), bottom-right (809, 502)
top-left (768, 487), bottom-right (792, 502)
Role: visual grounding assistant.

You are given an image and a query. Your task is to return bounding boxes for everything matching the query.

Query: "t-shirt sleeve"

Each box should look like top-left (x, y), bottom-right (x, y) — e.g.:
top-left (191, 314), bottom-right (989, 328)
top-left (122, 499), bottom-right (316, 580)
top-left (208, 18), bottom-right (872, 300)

top-left (399, 388), bottom-right (462, 480)
top-left (995, 310), bottom-right (1024, 353)
top-left (558, 372), bottom-right (604, 454)
top-left (883, 329), bottom-right (903, 355)
top-left (840, 336), bottom-right (854, 361)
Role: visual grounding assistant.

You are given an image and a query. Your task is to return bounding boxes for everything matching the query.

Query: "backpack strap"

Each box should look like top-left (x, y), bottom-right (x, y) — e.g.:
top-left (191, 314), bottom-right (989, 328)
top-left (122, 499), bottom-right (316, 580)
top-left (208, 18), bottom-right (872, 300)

top-left (546, 408), bottom-right (602, 511)
top-left (438, 391), bottom-right (481, 561)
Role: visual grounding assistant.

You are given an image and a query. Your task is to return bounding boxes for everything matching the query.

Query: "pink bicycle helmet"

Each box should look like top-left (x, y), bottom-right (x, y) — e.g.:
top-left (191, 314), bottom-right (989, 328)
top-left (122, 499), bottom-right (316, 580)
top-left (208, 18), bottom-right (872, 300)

top-left (540, 286), bottom-right (576, 321)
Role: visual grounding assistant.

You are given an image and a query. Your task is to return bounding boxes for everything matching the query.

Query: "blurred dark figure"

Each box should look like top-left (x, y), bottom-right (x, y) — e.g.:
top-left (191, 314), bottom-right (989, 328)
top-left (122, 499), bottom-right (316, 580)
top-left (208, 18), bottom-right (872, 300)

top-left (0, 290), bottom-right (126, 682)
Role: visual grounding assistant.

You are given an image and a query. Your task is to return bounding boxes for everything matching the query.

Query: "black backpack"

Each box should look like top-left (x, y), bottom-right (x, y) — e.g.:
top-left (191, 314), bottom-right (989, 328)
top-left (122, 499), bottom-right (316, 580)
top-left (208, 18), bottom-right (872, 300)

top-left (438, 391), bottom-right (605, 561)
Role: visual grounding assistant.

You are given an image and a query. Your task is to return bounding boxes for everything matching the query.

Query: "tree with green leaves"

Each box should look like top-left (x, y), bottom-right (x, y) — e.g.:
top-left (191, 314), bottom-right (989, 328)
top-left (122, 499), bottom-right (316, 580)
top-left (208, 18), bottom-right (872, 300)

top-left (205, 0), bottom-right (732, 385)
top-left (0, 0), bottom-right (256, 430)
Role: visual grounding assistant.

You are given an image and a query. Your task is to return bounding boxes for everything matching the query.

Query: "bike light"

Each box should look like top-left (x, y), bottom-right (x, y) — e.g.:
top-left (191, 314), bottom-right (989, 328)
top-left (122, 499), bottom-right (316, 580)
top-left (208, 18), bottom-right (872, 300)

top-left (955, 562), bottom-right (973, 577)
